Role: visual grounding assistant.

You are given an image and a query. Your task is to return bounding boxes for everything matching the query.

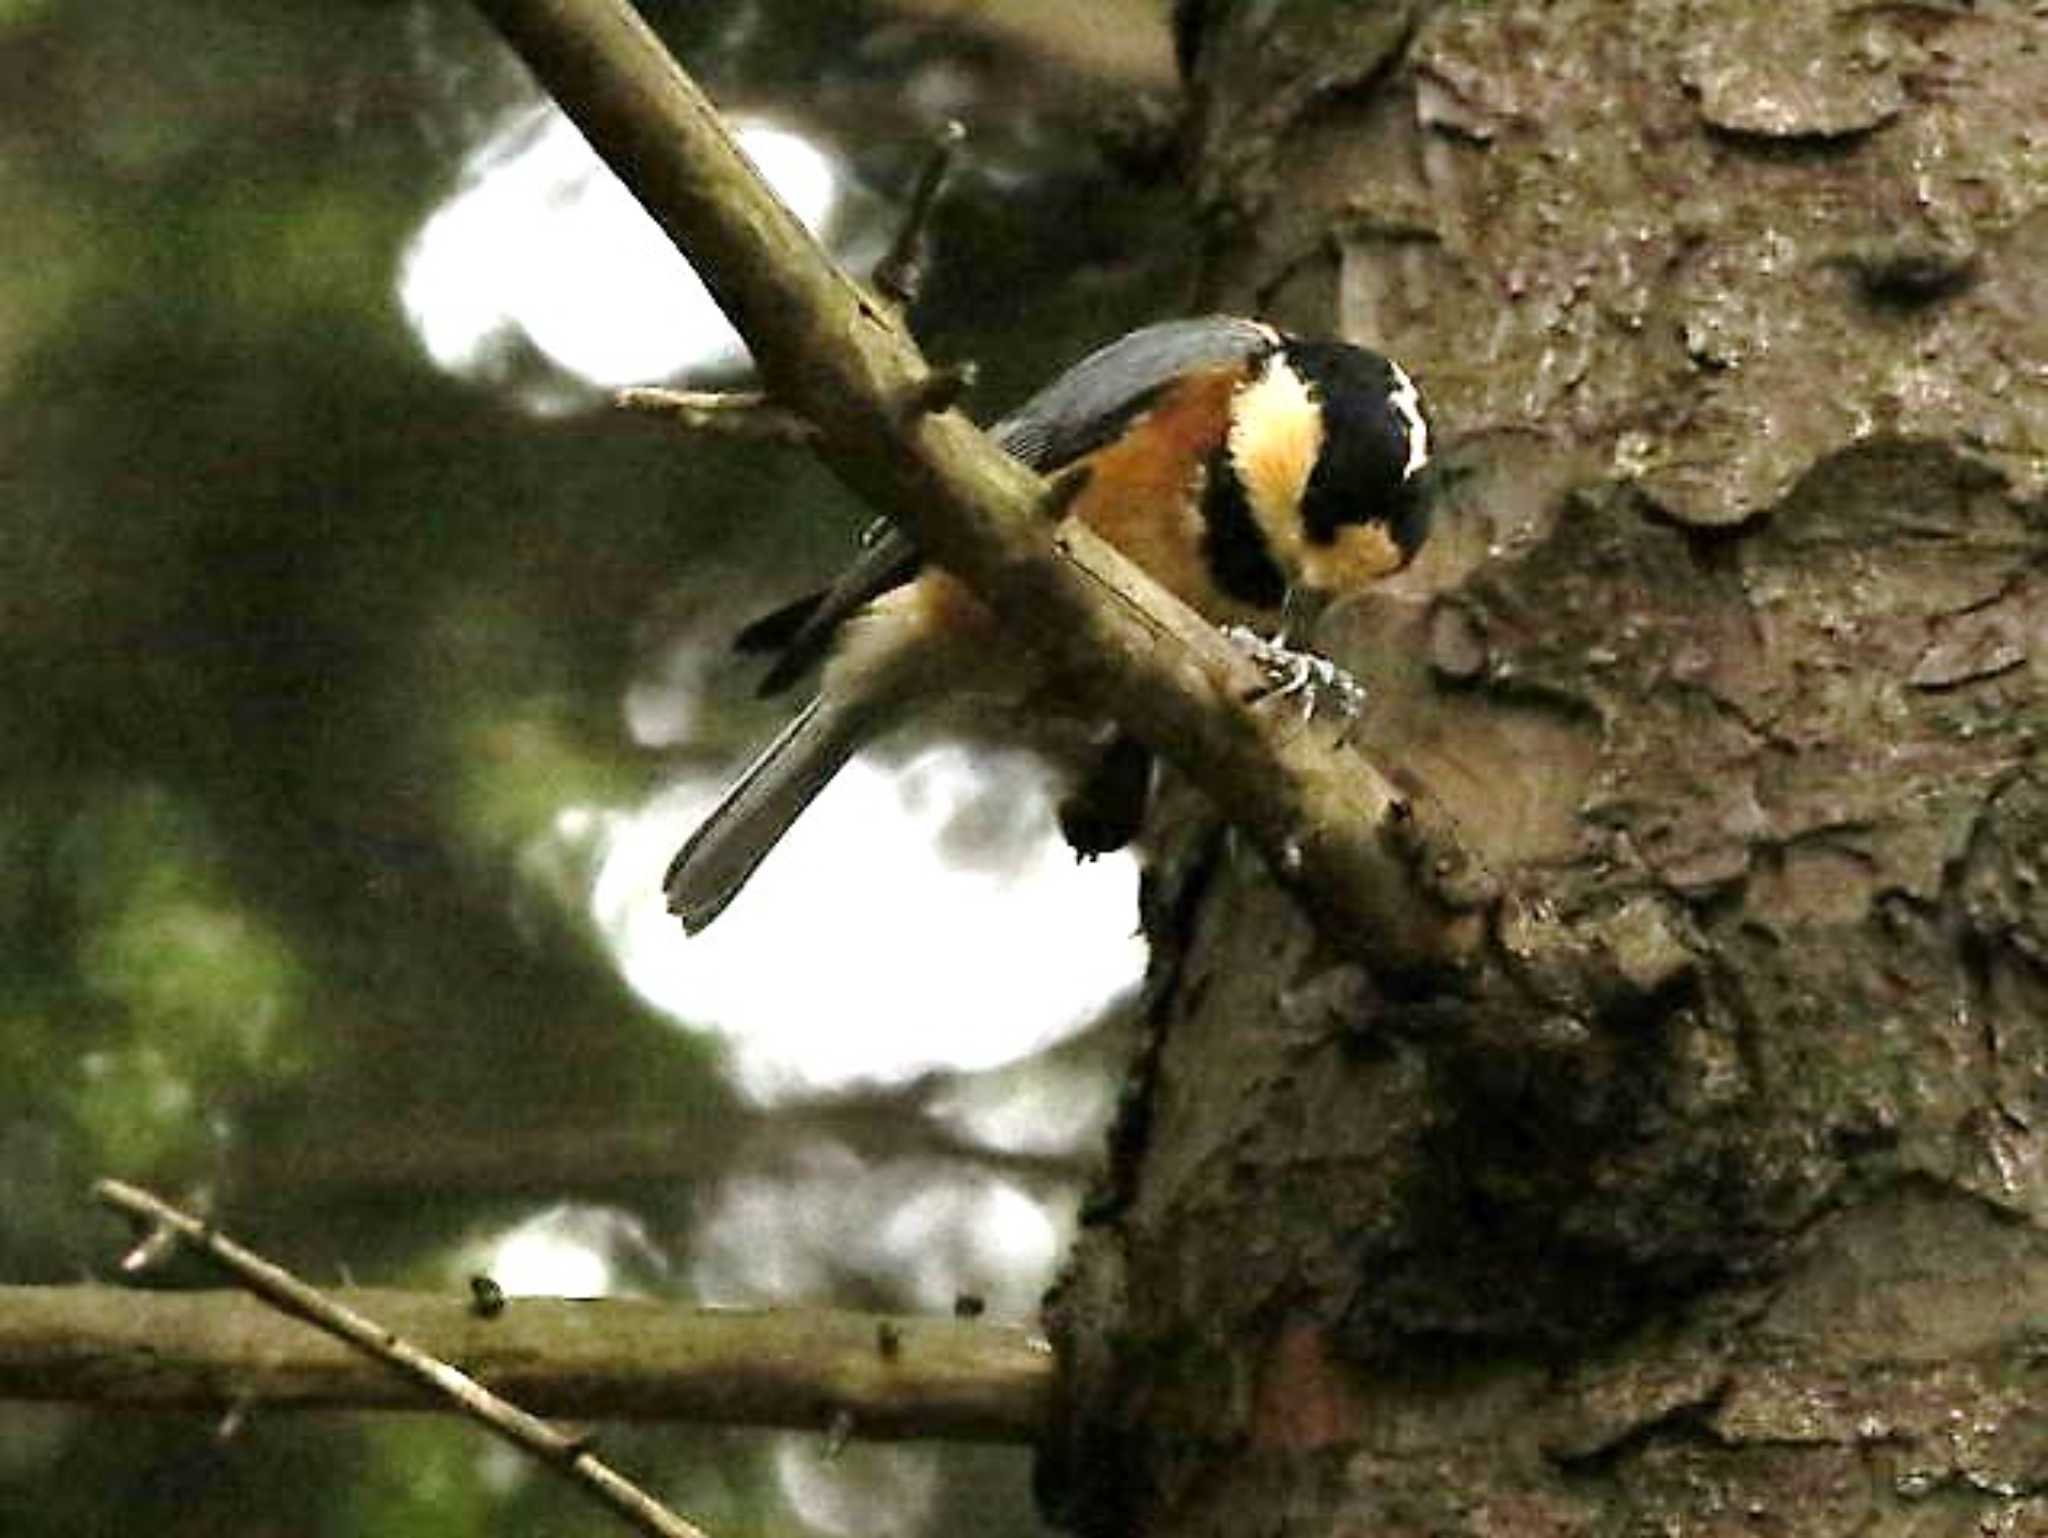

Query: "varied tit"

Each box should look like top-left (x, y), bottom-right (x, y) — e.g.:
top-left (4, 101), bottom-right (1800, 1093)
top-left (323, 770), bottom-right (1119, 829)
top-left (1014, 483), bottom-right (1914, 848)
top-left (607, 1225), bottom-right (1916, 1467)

top-left (664, 314), bottom-right (1435, 932)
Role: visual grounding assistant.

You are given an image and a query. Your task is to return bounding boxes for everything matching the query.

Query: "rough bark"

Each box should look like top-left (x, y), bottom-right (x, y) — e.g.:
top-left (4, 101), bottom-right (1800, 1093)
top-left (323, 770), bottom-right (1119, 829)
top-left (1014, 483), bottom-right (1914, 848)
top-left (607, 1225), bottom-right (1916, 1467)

top-left (1046, 2), bottom-right (2048, 1534)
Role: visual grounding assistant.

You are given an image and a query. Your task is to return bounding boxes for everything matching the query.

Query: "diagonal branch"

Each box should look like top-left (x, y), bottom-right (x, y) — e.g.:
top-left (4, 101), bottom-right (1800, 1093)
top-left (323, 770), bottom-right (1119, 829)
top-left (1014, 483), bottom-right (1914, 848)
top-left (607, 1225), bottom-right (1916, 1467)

top-left (94, 1181), bottom-right (713, 1538)
top-left (468, 0), bottom-right (1488, 983)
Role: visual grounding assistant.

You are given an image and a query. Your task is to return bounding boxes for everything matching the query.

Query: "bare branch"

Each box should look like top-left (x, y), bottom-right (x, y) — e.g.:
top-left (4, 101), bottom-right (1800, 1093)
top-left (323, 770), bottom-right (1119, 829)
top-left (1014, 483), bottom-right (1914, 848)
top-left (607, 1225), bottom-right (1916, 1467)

top-left (467, 0), bottom-right (1487, 981)
top-left (92, 1181), bottom-right (708, 1538)
top-left (219, 1108), bottom-right (1092, 1209)
top-left (615, 387), bottom-right (817, 444)
top-left (0, 1280), bottom-right (1049, 1442)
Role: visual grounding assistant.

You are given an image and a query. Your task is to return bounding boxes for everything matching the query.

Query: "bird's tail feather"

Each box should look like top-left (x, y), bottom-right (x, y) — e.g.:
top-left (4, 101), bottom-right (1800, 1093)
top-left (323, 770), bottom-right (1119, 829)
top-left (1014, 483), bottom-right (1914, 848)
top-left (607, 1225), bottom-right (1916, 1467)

top-left (664, 694), bottom-right (870, 932)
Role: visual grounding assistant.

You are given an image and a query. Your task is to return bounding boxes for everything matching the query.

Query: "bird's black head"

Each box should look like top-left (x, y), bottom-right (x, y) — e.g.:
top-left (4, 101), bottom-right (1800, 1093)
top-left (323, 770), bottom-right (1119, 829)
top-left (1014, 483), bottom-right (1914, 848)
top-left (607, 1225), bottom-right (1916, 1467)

top-left (1286, 340), bottom-right (1434, 580)
top-left (1222, 336), bottom-right (1435, 598)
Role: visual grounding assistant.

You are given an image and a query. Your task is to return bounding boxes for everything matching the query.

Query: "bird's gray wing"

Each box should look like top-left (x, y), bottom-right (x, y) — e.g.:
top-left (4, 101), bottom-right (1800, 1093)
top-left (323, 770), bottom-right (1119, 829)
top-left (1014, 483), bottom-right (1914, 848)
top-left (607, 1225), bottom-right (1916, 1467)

top-left (991, 314), bottom-right (1275, 470)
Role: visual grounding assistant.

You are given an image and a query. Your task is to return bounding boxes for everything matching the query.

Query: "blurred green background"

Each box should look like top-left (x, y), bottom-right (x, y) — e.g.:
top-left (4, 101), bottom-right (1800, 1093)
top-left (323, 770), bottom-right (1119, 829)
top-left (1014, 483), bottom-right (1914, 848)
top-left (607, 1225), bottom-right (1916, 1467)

top-left (0, 1), bottom-right (1189, 1532)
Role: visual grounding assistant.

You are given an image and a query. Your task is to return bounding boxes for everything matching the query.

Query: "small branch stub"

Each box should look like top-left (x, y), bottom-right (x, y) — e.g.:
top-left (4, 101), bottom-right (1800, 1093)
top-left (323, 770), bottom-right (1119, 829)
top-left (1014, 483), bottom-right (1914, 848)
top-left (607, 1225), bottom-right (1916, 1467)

top-left (901, 361), bottom-right (979, 418)
top-left (469, 1274), bottom-right (508, 1318)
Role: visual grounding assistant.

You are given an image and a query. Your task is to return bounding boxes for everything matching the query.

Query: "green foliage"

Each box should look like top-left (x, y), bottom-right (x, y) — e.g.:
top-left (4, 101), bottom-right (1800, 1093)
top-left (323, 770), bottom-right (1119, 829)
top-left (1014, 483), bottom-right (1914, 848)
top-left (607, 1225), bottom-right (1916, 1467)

top-left (0, 0), bottom-right (1167, 1532)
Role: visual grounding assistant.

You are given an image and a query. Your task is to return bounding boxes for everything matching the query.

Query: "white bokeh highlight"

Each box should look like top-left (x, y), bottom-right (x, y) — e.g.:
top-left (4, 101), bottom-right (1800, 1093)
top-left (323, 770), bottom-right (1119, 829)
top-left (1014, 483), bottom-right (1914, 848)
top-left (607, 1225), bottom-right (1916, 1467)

top-left (462, 1202), bottom-right (669, 1299)
top-left (691, 1143), bottom-right (1063, 1318)
top-left (776, 1438), bottom-right (937, 1538)
top-left (400, 105), bottom-right (839, 389)
top-left (592, 740), bottom-right (1145, 1100)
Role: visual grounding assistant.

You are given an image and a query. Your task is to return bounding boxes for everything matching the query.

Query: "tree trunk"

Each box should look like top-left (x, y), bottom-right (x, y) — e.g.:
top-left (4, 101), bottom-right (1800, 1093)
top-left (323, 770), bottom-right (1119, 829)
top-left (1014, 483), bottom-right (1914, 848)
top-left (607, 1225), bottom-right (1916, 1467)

top-left (1045, 2), bottom-right (2048, 1533)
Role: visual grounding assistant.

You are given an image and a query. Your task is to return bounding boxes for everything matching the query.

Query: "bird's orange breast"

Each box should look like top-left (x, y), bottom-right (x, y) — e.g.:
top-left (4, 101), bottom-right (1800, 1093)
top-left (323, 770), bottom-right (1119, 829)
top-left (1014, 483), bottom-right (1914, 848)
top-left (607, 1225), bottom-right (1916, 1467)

top-left (1062, 365), bottom-right (1258, 624)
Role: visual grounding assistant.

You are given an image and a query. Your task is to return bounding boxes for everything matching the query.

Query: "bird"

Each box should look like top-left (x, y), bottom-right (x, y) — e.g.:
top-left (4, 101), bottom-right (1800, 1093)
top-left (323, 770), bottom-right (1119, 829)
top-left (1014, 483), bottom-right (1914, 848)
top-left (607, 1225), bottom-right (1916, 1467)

top-left (663, 314), bottom-right (1435, 932)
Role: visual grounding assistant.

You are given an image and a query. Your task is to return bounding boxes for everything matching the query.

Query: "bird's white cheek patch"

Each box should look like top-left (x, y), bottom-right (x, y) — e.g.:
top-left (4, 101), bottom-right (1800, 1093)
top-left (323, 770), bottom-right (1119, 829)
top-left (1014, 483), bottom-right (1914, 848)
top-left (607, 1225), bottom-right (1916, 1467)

top-left (1387, 359), bottom-right (1430, 482)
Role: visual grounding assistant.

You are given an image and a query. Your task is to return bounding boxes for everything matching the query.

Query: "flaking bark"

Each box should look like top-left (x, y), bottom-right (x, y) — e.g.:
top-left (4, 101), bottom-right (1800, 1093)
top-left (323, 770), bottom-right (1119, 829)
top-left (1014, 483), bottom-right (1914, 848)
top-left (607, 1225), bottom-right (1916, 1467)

top-left (1047, 2), bottom-right (2048, 1534)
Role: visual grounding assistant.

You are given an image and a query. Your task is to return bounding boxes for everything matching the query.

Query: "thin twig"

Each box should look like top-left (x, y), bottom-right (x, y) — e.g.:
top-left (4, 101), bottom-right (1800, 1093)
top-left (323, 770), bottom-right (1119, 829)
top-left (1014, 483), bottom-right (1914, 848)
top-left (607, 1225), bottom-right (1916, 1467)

top-left (873, 117), bottom-right (966, 308)
top-left (92, 1180), bottom-right (713, 1538)
top-left (615, 387), bottom-right (817, 443)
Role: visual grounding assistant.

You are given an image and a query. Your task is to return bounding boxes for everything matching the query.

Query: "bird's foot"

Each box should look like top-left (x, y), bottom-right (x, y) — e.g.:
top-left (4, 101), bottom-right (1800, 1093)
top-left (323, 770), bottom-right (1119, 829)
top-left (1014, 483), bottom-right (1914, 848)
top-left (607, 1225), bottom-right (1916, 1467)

top-left (1225, 627), bottom-right (1367, 727)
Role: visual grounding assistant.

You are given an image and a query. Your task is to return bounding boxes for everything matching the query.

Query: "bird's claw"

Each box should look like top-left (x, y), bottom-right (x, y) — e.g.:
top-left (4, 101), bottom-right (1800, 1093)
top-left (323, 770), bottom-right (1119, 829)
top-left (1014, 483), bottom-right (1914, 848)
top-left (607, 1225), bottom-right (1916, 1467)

top-left (1225, 627), bottom-right (1367, 727)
